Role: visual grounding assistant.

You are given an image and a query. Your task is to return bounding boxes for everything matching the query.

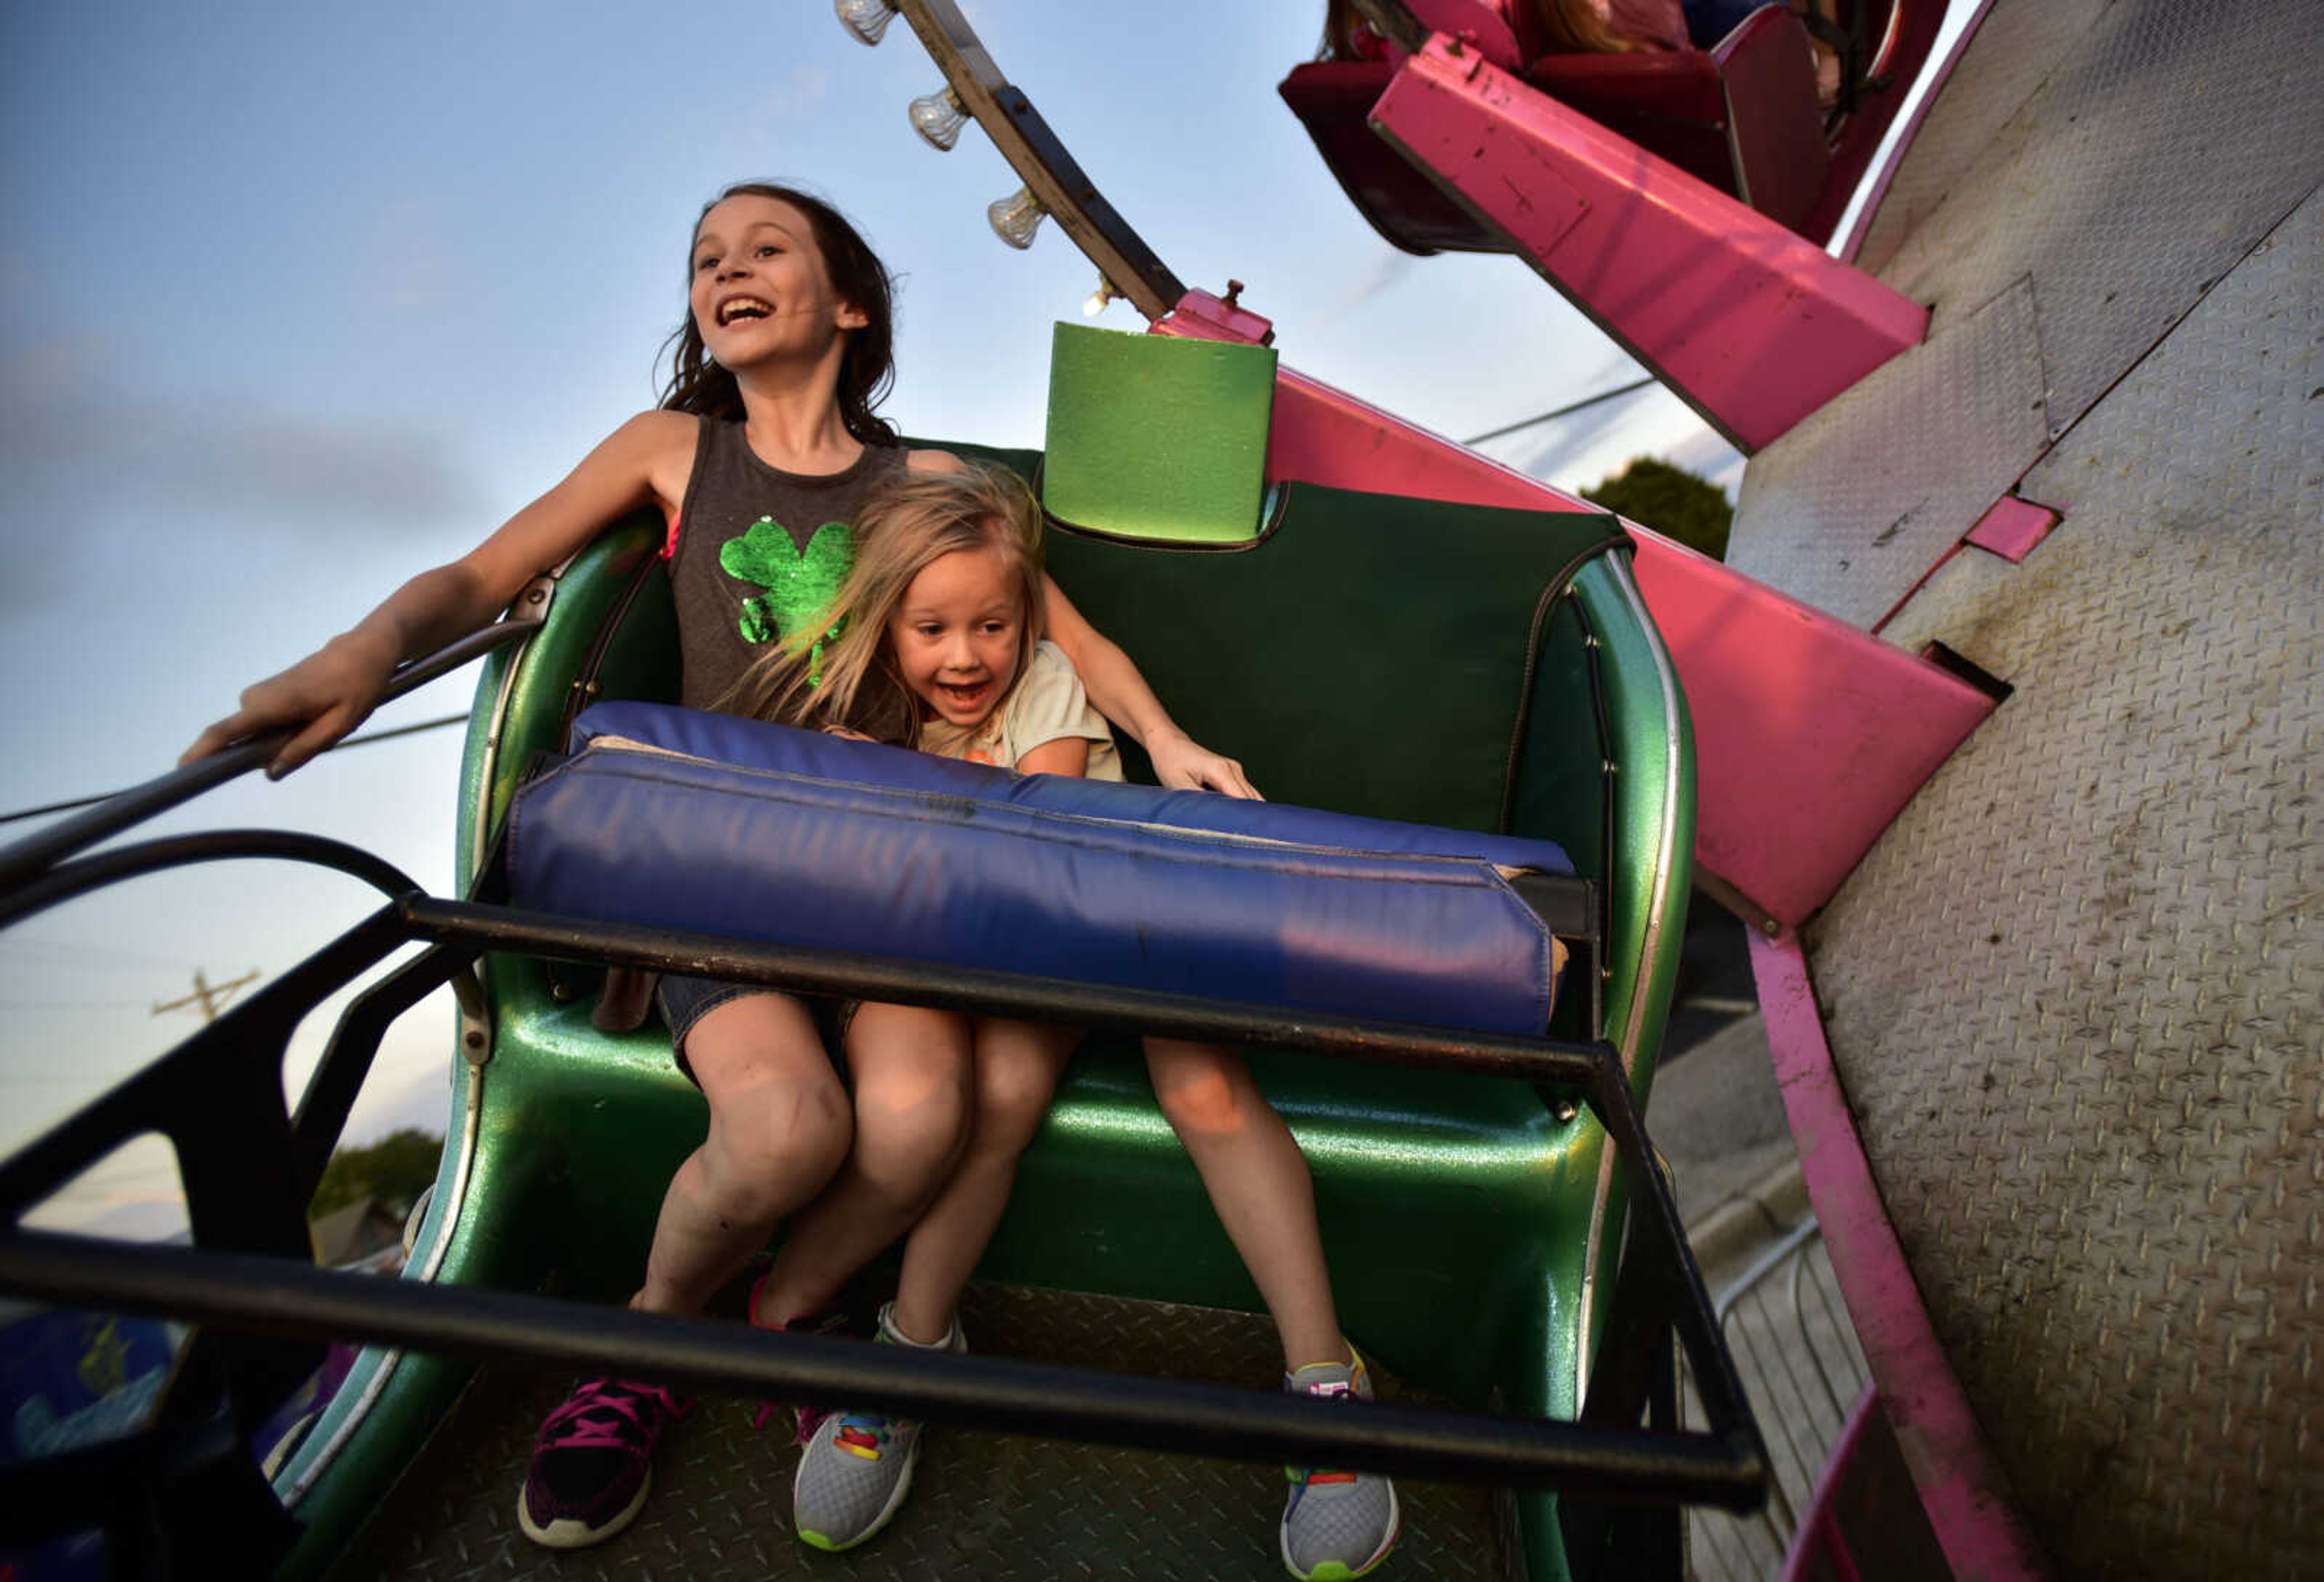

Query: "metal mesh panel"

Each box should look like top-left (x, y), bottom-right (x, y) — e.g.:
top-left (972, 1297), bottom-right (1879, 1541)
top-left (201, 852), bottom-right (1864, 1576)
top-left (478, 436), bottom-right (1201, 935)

top-left (1682, 1226), bottom-right (1869, 1582)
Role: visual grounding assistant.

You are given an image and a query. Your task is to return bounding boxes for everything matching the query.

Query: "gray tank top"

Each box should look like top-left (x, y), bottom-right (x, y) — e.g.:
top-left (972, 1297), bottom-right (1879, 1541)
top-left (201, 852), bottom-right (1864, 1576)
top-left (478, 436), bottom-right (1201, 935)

top-left (668, 418), bottom-right (908, 709)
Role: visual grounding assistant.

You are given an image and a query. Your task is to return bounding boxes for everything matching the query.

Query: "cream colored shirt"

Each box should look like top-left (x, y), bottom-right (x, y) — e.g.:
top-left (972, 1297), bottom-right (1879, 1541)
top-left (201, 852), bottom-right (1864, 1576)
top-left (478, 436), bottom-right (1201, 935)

top-left (916, 640), bottom-right (1123, 780)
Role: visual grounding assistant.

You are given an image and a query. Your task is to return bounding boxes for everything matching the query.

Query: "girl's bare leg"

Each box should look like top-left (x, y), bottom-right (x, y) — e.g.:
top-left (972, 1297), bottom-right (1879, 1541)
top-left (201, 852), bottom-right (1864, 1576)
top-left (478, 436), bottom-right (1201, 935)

top-left (888, 1019), bottom-right (1081, 1343)
top-left (1143, 1037), bottom-right (1348, 1371)
top-left (752, 1002), bottom-right (974, 1327)
top-left (634, 992), bottom-right (853, 1316)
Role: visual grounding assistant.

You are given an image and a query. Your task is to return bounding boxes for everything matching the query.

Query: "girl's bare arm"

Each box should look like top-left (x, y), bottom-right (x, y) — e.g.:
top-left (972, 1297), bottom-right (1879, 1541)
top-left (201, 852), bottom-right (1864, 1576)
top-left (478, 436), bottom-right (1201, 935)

top-left (183, 410), bottom-right (695, 775)
top-left (1039, 576), bottom-right (1259, 799)
top-left (1013, 737), bottom-right (1090, 779)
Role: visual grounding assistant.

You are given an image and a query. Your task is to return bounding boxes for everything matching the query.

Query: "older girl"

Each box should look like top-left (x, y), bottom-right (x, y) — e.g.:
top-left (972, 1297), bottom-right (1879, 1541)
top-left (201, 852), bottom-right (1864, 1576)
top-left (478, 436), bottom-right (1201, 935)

top-left (183, 182), bottom-right (1254, 1552)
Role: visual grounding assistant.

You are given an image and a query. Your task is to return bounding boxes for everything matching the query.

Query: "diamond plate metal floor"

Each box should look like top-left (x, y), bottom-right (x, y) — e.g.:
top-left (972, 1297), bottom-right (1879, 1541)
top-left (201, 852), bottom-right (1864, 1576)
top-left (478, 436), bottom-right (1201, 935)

top-left (324, 1285), bottom-right (1512, 1581)
top-left (1729, 274), bottom-right (2050, 629)
top-left (1804, 178), bottom-right (2323, 1582)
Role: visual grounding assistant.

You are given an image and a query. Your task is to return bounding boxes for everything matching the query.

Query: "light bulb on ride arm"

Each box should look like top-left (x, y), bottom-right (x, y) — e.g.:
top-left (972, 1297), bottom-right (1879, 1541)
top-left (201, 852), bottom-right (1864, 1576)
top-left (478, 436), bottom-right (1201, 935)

top-left (908, 87), bottom-right (969, 151)
top-left (835, 0), bottom-right (898, 47)
top-left (1083, 275), bottom-right (1122, 317)
top-left (988, 186), bottom-right (1048, 250)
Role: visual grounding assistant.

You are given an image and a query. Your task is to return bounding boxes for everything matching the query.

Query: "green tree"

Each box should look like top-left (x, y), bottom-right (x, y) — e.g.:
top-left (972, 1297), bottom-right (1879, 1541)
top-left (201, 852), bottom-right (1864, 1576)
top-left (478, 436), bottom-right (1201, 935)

top-left (1581, 455), bottom-right (1733, 561)
top-left (310, 1128), bottom-right (443, 1220)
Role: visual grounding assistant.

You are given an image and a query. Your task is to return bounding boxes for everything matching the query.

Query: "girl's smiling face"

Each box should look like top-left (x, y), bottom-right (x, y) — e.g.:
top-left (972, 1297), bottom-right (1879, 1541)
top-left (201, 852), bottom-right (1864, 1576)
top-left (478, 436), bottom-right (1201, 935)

top-left (689, 194), bottom-right (867, 369)
top-left (888, 544), bottom-right (1025, 729)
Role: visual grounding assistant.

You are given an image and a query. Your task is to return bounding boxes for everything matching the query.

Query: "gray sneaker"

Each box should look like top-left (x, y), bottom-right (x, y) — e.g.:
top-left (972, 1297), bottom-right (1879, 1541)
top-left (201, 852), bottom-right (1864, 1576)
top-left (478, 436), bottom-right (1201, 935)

top-left (791, 1304), bottom-right (962, 1552)
top-left (1280, 1354), bottom-right (1401, 1580)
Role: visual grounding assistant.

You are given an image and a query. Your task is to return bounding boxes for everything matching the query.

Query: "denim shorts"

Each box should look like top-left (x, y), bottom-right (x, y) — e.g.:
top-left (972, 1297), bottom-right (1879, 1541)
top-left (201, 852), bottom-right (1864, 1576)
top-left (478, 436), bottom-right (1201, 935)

top-left (654, 973), bottom-right (853, 1086)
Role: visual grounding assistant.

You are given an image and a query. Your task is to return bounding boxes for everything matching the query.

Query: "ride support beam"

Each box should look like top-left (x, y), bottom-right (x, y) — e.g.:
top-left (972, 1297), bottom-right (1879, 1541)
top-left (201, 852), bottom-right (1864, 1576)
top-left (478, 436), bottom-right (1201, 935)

top-left (1367, 33), bottom-right (1928, 453)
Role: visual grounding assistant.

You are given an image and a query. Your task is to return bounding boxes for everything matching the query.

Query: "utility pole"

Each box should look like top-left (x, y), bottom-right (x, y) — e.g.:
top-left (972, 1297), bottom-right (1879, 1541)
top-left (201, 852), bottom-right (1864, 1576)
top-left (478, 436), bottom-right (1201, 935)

top-left (153, 968), bottom-right (259, 1023)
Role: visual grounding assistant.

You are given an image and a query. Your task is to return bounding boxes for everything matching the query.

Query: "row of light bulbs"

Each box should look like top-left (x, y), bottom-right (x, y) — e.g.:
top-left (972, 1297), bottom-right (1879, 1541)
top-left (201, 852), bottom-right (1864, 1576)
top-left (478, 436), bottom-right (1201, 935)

top-left (836, 0), bottom-right (1123, 315)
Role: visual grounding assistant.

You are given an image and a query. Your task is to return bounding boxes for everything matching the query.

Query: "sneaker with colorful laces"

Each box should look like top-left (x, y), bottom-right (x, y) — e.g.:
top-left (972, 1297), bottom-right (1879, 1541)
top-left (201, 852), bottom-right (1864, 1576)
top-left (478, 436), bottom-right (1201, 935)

top-left (516, 1376), bottom-right (692, 1549)
top-left (1280, 1353), bottom-right (1401, 1581)
top-left (790, 1302), bottom-right (963, 1552)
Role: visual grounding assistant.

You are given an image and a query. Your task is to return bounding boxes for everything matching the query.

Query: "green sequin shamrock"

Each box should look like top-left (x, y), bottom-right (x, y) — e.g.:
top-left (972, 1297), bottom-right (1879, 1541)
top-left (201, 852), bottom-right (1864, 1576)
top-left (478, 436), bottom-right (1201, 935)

top-left (718, 517), bottom-right (855, 680)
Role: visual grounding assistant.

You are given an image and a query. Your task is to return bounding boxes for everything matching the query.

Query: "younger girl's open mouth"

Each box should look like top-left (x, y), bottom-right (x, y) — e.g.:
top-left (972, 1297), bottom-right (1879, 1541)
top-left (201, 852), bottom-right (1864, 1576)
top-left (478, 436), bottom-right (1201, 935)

top-left (936, 677), bottom-right (993, 714)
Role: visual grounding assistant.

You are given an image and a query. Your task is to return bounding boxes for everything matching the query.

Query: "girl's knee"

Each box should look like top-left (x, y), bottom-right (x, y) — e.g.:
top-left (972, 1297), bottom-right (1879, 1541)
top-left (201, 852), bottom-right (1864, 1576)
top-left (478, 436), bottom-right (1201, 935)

top-left (724, 1074), bottom-right (851, 1158)
top-left (1146, 1040), bottom-right (1261, 1140)
top-left (972, 1036), bottom-right (1069, 1154)
top-left (703, 1074), bottom-right (853, 1213)
top-left (848, 1008), bottom-right (974, 1180)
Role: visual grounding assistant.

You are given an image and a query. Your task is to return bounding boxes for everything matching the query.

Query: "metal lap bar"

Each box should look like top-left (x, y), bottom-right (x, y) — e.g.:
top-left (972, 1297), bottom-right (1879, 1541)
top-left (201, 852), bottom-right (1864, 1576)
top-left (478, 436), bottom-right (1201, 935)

top-left (0, 891), bottom-right (1764, 1541)
top-left (0, 1229), bottom-right (1761, 1506)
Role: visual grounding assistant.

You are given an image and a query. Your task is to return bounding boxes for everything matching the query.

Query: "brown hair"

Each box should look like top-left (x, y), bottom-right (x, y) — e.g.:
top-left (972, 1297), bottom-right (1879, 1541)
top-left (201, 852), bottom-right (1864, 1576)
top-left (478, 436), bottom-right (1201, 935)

top-left (658, 181), bottom-right (900, 445)
top-left (719, 464), bottom-right (1046, 746)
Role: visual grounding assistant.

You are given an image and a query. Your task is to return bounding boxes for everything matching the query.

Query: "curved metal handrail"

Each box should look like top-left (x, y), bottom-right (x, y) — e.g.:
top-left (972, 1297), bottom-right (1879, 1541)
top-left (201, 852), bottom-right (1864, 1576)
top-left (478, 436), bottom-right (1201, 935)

top-left (0, 617), bottom-right (540, 896)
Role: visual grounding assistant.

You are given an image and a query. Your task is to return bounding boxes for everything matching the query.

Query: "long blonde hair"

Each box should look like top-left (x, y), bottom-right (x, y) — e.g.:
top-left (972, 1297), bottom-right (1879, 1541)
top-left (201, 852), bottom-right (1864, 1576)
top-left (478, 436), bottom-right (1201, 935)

top-left (719, 464), bottom-right (1047, 746)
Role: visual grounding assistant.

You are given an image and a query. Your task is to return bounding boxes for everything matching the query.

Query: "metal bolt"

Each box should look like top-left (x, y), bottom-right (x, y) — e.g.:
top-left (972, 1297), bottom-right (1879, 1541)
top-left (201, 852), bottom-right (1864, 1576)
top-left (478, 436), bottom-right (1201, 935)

top-left (463, 1029), bottom-right (486, 1049)
top-left (1552, 1098), bottom-right (1578, 1123)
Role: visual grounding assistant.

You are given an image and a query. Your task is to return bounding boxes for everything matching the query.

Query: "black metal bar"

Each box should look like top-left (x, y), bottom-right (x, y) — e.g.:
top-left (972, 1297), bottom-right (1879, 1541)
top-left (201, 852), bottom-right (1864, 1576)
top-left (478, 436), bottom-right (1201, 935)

top-left (289, 944), bottom-right (473, 1186)
top-left (0, 617), bottom-right (537, 893)
top-left (990, 85), bottom-right (1185, 310)
top-left (1584, 1058), bottom-right (1761, 1457)
top-left (0, 908), bottom-right (411, 1223)
top-left (0, 830), bottom-right (424, 934)
top-left (403, 896), bottom-right (1612, 1085)
top-left (0, 1231), bottom-right (1767, 1508)
top-left (0, 739), bottom-right (275, 895)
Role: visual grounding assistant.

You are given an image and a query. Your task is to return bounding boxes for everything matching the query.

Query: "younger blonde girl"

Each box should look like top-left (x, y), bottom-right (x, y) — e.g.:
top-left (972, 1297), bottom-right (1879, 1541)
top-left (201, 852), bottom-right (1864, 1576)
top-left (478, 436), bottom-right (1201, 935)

top-left (732, 465), bottom-right (1399, 1580)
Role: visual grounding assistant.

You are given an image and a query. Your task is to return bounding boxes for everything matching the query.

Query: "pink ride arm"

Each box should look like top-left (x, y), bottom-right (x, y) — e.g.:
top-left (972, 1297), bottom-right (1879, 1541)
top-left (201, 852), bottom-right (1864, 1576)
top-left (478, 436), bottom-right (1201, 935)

top-left (1368, 33), bottom-right (1928, 451)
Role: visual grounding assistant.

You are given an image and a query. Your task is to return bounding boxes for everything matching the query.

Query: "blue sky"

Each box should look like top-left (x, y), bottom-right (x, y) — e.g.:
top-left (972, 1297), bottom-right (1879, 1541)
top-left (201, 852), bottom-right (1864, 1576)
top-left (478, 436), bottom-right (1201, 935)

top-left (1, 1), bottom-right (1748, 1233)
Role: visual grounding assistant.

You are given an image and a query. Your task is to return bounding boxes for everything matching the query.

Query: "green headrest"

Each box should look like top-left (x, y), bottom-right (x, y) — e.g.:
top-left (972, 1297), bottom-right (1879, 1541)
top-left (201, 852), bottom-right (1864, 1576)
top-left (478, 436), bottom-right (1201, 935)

top-left (1042, 321), bottom-right (1277, 545)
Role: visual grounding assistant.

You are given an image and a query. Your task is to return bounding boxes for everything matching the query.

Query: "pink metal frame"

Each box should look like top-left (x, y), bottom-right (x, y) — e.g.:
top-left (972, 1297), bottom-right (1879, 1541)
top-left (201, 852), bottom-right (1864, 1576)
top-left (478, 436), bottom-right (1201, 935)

top-left (1965, 494), bottom-right (2061, 564)
top-left (1366, 34), bottom-right (1928, 453)
top-left (1779, 1385), bottom-right (1880, 1582)
top-left (1750, 930), bottom-right (2047, 1582)
top-left (1154, 301), bottom-right (1998, 927)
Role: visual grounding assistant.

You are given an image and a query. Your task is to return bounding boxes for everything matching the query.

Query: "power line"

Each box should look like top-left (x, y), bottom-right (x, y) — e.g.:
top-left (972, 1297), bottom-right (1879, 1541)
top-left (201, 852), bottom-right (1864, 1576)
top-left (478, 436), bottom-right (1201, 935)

top-left (153, 967), bottom-right (261, 1023)
top-left (1462, 377), bottom-right (1656, 447)
top-left (0, 711), bottom-right (471, 829)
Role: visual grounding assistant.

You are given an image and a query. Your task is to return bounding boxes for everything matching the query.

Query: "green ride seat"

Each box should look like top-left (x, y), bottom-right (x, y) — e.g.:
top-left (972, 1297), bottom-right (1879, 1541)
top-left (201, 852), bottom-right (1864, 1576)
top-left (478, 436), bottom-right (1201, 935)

top-left (281, 379), bottom-right (1694, 1581)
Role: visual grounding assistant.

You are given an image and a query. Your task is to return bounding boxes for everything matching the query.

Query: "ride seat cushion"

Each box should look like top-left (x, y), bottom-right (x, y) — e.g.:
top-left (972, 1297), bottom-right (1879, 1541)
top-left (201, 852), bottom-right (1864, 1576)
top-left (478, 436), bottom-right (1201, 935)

top-left (506, 701), bottom-right (1576, 1036)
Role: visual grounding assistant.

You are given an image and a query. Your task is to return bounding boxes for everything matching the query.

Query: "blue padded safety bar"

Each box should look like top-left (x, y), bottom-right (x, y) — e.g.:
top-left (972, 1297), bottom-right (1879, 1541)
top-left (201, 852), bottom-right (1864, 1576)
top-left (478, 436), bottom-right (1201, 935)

top-left (508, 702), bottom-right (1574, 1036)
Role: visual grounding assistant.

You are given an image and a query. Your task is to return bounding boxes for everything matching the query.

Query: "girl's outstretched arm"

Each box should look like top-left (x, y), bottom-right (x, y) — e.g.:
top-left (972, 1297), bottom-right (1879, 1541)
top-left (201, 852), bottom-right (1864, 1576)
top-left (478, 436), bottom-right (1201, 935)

top-left (183, 412), bottom-right (695, 776)
top-left (1038, 576), bottom-right (1261, 800)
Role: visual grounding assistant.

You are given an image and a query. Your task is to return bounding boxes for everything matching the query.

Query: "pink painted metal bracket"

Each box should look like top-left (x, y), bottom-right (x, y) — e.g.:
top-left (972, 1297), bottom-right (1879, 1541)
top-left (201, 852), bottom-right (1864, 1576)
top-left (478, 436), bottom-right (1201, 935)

top-left (1366, 34), bottom-right (1929, 452)
top-left (1749, 930), bottom-right (2048, 1582)
top-left (1965, 495), bottom-right (2061, 563)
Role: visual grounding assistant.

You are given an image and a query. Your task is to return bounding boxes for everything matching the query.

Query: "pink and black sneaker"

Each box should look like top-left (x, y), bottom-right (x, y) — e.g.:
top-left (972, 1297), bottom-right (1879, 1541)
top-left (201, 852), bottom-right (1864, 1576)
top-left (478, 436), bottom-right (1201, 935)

top-left (516, 1377), bottom-right (692, 1549)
